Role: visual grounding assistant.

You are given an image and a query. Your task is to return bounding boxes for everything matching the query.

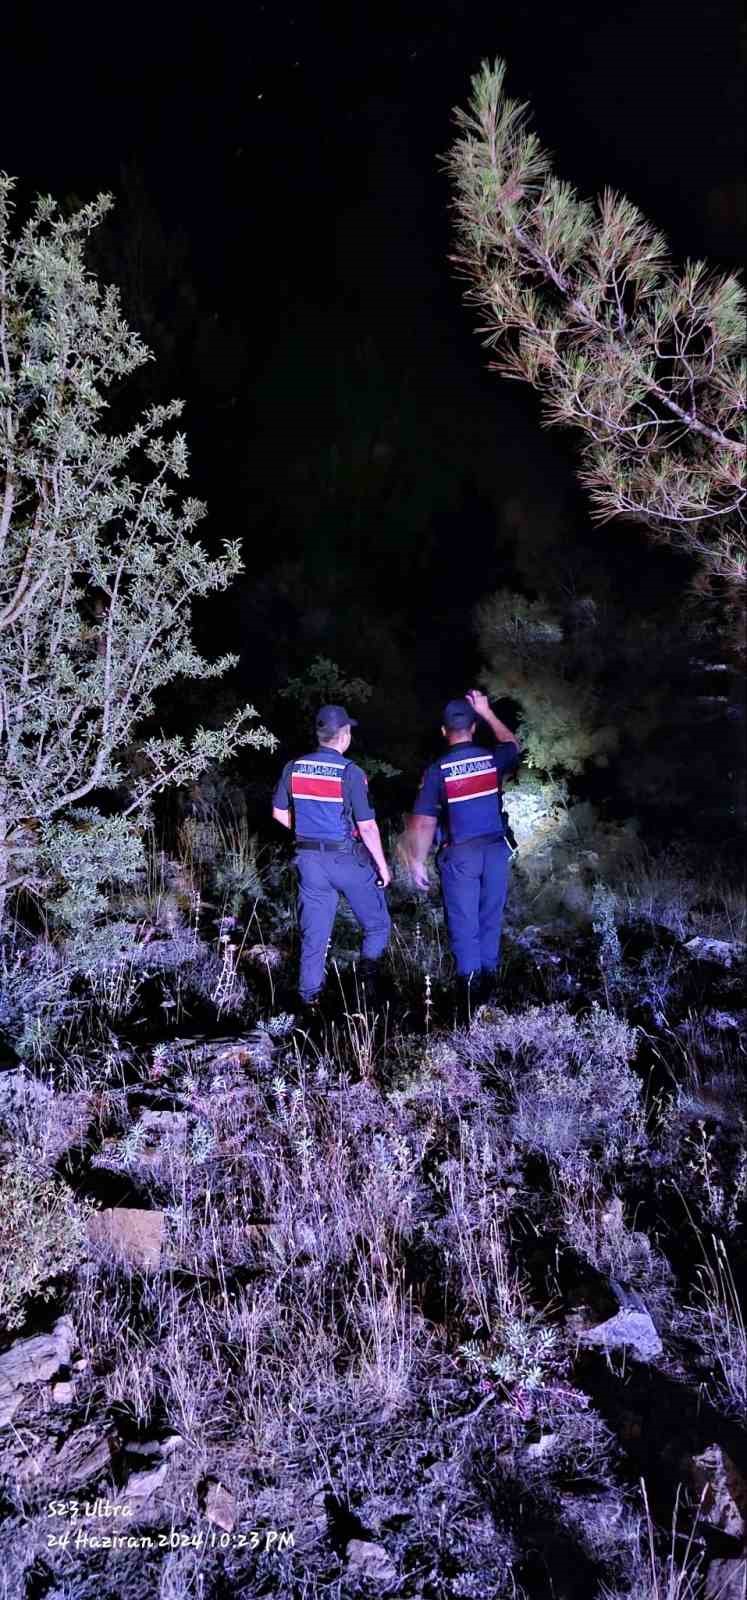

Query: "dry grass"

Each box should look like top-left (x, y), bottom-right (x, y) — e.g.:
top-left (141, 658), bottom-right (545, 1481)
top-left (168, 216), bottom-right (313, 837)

top-left (1, 840), bottom-right (745, 1598)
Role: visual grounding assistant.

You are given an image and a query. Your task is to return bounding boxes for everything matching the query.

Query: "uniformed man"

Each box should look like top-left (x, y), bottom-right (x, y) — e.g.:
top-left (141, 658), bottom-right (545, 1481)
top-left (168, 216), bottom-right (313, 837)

top-left (272, 705), bottom-right (392, 1012)
top-left (404, 690), bottom-right (520, 1012)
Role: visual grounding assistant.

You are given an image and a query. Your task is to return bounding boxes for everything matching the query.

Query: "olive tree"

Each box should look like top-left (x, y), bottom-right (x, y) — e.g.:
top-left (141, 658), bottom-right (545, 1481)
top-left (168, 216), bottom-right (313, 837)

top-left (447, 62), bottom-right (746, 628)
top-left (0, 178), bottom-right (273, 931)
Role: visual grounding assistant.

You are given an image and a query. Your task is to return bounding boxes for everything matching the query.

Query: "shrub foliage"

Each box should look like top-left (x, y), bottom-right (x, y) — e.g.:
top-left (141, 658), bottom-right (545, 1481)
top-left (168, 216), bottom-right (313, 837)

top-left (0, 177), bottom-right (273, 930)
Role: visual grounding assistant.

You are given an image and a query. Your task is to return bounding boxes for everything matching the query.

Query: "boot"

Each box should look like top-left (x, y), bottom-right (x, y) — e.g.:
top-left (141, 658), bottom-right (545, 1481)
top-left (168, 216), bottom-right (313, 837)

top-left (357, 958), bottom-right (391, 1012)
top-left (475, 969), bottom-right (498, 1009)
top-left (293, 993), bottom-right (323, 1036)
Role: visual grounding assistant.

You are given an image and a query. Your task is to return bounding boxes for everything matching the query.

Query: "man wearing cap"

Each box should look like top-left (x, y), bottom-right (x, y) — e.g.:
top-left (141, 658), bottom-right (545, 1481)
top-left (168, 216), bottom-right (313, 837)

top-left (404, 690), bottom-right (520, 1012)
top-left (272, 705), bottom-right (392, 1011)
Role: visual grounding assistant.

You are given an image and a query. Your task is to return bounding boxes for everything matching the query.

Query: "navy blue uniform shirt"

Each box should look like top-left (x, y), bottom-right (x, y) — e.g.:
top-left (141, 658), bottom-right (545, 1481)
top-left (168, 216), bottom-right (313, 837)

top-left (413, 741), bottom-right (519, 845)
top-left (273, 748), bottom-right (375, 843)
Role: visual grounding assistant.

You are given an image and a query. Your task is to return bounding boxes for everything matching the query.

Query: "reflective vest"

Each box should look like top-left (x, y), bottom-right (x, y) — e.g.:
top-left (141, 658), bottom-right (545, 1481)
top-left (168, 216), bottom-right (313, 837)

top-left (438, 748), bottom-right (506, 845)
top-left (290, 752), bottom-right (354, 842)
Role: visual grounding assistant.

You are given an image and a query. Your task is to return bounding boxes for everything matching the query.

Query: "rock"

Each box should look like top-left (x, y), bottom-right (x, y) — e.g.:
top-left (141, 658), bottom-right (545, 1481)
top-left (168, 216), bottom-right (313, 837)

top-left (345, 1539), bottom-right (398, 1588)
top-left (0, 1316), bottom-right (75, 1426)
top-left (123, 1462), bottom-right (168, 1502)
top-left (293, 1487), bottom-right (329, 1554)
top-left (161, 1433), bottom-right (184, 1456)
top-left (57, 1426), bottom-right (119, 1485)
top-left (125, 1432), bottom-right (183, 1460)
top-left (0, 1074), bottom-right (92, 1164)
top-left (51, 1380), bottom-right (75, 1404)
top-left (705, 1558), bottom-right (746, 1600)
top-left (525, 1433), bottom-right (558, 1460)
top-left (582, 1308), bottom-right (663, 1362)
top-left (691, 1445), bottom-right (747, 1541)
top-left (685, 937), bottom-right (745, 968)
top-left (211, 1037), bottom-right (268, 1069)
top-left (203, 1479), bottom-right (236, 1533)
top-left (87, 1207), bottom-right (164, 1270)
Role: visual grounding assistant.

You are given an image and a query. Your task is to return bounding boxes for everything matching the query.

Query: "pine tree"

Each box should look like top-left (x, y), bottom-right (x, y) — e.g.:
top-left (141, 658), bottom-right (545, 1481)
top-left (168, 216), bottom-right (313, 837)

top-left (0, 178), bottom-right (273, 931)
top-left (447, 62), bottom-right (746, 634)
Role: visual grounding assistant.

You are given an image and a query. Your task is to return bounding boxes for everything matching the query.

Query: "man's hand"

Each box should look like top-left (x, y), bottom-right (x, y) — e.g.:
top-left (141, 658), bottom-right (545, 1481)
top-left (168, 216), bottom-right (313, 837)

top-left (466, 689), bottom-right (491, 719)
top-left (466, 689), bottom-right (519, 747)
top-left (357, 818), bottom-right (391, 887)
top-left (402, 814), bottom-right (437, 889)
top-left (409, 861), bottom-right (430, 892)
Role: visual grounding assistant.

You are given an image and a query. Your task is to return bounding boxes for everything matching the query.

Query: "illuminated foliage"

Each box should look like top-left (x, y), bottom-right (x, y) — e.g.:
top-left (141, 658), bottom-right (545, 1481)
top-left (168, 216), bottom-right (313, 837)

top-left (0, 178), bottom-right (273, 929)
top-left (475, 588), bottom-right (618, 775)
top-left (447, 62), bottom-right (746, 636)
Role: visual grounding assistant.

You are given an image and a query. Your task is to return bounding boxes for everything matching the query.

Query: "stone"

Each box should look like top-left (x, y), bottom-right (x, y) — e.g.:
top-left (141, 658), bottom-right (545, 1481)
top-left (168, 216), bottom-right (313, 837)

top-left (125, 1432), bottom-right (183, 1460)
top-left (0, 1316), bottom-right (75, 1426)
top-left (691, 1445), bottom-right (747, 1541)
top-left (87, 1207), bottom-right (164, 1270)
top-left (685, 937), bottom-right (745, 968)
top-left (0, 1075), bottom-right (92, 1165)
top-left (292, 1488), bottom-right (329, 1554)
top-left (203, 1479), bottom-right (236, 1533)
top-left (705, 1559), bottom-right (746, 1600)
top-left (123, 1462), bottom-right (168, 1501)
top-left (345, 1539), bottom-right (398, 1588)
top-left (58, 1427), bottom-right (119, 1485)
top-left (51, 1380), bottom-right (75, 1404)
top-left (525, 1433), bottom-right (559, 1460)
top-left (582, 1308), bottom-right (663, 1362)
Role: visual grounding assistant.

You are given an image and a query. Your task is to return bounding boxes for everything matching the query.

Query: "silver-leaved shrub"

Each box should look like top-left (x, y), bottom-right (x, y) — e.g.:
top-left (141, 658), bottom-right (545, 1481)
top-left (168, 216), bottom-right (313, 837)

top-left (0, 178), bottom-right (274, 933)
top-left (462, 1001), bottom-right (642, 1161)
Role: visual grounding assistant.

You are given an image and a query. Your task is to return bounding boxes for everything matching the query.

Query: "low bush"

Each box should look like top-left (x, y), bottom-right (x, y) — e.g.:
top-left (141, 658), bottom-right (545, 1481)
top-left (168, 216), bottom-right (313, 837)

top-left (0, 1154), bottom-right (92, 1330)
top-left (461, 1002), bottom-right (642, 1162)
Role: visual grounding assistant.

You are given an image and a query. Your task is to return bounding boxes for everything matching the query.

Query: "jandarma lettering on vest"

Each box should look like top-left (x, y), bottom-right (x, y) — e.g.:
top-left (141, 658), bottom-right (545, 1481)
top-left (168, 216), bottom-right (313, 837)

top-left (290, 761), bottom-right (345, 801)
top-left (442, 754), bottom-right (500, 804)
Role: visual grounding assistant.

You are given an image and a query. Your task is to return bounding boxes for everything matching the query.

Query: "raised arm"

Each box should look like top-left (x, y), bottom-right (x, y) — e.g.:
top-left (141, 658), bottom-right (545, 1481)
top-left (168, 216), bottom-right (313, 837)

top-left (466, 689), bottom-right (519, 746)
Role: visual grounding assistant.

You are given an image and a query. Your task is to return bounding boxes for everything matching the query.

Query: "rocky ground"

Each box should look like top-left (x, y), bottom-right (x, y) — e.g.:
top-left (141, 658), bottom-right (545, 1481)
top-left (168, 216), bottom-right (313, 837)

top-left (0, 844), bottom-right (745, 1600)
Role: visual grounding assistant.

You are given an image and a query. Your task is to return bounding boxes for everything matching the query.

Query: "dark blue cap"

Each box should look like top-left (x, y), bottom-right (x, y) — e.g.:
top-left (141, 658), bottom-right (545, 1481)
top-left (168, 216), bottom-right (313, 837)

top-left (316, 704), bottom-right (358, 735)
top-left (443, 697), bottom-right (477, 731)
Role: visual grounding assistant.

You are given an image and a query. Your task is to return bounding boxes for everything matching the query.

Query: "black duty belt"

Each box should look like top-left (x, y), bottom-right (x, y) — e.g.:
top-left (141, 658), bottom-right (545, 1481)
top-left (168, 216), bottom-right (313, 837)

top-left (295, 839), bottom-right (353, 852)
top-left (442, 832), bottom-right (505, 849)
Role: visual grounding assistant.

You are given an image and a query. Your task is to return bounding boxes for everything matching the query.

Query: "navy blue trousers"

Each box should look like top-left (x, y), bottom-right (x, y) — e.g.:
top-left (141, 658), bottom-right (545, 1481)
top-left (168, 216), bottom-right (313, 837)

top-left (295, 846), bottom-right (391, 1001)
top-left (438, 838), bottom-right (511, 979)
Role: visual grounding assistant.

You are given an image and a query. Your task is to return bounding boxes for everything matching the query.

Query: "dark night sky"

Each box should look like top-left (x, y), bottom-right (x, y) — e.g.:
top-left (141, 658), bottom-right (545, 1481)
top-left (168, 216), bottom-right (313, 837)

top-left (5, 3), bottom-right (742, 269)
top-left (2, 1), bottom-right (744, 773)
